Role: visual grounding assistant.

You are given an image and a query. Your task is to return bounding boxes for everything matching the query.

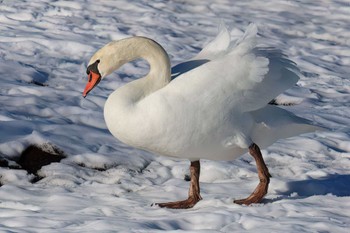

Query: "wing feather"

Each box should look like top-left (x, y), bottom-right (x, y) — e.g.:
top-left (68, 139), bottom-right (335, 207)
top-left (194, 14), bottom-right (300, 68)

top-left (166, 24), bottom-right (300, 112)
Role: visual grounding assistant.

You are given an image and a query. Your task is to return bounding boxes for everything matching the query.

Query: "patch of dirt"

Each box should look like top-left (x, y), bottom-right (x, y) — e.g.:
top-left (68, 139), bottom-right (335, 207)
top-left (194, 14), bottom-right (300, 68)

top-left (0, 144), bottom-right (66, 184)
top-left (77, 163), bottom-right (108, 172)
top-left (269, 99), bottom-right (296, 106)
top-left (0, 157), bottom-right (9, 167)
top-left (17, 144), bottom-right (66, 175)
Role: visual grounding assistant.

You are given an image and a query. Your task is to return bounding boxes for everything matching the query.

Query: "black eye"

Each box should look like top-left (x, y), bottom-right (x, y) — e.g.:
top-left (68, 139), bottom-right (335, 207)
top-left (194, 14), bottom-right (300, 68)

top-left (86, 70), bottom-right (90, 75)
top-left (96, 59), bottom-right (100, 63)
top-left (88, 73), bottom-right (92, 82)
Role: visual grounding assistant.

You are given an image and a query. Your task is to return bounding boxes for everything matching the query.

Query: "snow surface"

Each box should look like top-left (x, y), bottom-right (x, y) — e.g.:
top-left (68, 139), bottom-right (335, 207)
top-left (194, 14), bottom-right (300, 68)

top-left (0, 0), bottom-right (349, 232)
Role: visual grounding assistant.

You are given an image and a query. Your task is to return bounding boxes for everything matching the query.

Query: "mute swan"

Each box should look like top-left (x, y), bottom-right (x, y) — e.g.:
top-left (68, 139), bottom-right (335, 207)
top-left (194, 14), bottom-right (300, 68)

top-left (83, 24), bottom-right (319, 209)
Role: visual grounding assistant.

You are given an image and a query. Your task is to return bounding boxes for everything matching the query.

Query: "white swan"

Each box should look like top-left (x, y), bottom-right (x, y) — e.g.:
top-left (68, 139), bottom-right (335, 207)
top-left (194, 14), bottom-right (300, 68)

top-left (83, 24), bottom-right (319, 208)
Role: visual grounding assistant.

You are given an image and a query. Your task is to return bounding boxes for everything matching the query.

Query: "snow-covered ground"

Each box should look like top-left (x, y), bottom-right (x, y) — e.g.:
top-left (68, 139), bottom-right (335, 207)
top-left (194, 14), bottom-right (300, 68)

top-left (1, 0), bottom-right (350, 232)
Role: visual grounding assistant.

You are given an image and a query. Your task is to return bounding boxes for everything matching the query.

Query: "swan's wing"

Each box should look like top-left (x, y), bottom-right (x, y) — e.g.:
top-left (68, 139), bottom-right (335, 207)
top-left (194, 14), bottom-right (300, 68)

top-left (242, 46), bottom-right (300, 111)
top-left (167, 24), bottom-right (300, 112)
top-left (193, 22), bottom-right (231, 60)
top-left (171, 23), bottom-right (230, 79)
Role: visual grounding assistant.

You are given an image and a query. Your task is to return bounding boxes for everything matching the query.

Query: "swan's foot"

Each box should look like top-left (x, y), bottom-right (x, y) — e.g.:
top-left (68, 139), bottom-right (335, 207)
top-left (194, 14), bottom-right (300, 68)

top-left (233, 179), bottom-right (269, 205)
top-left (234, 143), bottom-right (271, 205)
top-left (156, 160), bottom-right (202, 209)
top-left (156, 195), bottom-right (202, 209)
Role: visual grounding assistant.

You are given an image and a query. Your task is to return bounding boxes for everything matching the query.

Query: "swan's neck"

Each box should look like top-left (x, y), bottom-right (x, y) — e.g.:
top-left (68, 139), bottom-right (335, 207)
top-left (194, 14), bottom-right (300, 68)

top-left (102, 37), bottom-right (171, 145)
top-left (96, 37), bottom-right (171, 103)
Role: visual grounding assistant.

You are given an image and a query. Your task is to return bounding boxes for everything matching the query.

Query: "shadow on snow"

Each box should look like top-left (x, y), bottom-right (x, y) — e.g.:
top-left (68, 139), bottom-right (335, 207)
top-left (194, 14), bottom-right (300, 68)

top-left (265, 174), bottom-right (350, 203)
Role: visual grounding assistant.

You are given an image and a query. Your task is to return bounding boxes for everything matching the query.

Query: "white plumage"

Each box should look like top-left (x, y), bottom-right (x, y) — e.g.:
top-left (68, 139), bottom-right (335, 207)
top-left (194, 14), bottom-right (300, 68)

top-left (85, 24), bottom-right (319, 161)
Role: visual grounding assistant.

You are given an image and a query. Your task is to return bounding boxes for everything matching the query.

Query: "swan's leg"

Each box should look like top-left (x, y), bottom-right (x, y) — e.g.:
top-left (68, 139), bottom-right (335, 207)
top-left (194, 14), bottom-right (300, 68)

top-left (234, 143), bottom-right (271, 205)
top-left (157, 160), bottom-right (202, 209)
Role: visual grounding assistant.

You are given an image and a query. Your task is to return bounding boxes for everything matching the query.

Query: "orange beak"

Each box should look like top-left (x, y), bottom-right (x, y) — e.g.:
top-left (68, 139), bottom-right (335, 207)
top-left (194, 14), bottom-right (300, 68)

top-left (83, 71), bottom-right (101, 98)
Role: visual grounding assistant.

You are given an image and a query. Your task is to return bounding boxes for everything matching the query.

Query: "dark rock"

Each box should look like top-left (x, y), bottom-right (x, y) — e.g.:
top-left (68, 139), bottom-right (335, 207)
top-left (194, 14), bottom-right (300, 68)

top-left (17, 144), bottom-right (66, 175)
top-left (0, 157), bottom-right (9, 167)
top-left (269, 99), bottom-right (296, 106)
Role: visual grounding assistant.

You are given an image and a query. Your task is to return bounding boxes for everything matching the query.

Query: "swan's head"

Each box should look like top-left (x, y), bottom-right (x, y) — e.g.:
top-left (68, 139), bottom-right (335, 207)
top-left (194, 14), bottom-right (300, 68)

top-left (83, 41), bottom-right (126, 98)
top-left (83, 59), bottom-right (102, 98)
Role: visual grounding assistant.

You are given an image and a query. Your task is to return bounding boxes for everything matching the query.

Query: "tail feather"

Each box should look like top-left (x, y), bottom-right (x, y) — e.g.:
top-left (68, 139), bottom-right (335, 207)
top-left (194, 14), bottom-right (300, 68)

top-left (251, 105), bottom-right (322, 148)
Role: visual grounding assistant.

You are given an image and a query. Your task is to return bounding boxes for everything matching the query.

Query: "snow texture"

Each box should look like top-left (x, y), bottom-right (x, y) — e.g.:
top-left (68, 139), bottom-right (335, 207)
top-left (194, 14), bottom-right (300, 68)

top-left (0, 0), bottom-right (349, 232)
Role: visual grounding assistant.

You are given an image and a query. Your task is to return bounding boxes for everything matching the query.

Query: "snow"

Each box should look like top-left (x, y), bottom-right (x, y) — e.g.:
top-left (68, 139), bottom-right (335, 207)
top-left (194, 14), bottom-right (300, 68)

top-left (0, 0), bottom-right (349, 232)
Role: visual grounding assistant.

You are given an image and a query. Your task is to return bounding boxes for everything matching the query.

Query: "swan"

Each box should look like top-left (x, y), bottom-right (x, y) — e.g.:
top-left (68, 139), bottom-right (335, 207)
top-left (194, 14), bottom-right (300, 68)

top-left (82, 24), bottom-right (319, 209)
